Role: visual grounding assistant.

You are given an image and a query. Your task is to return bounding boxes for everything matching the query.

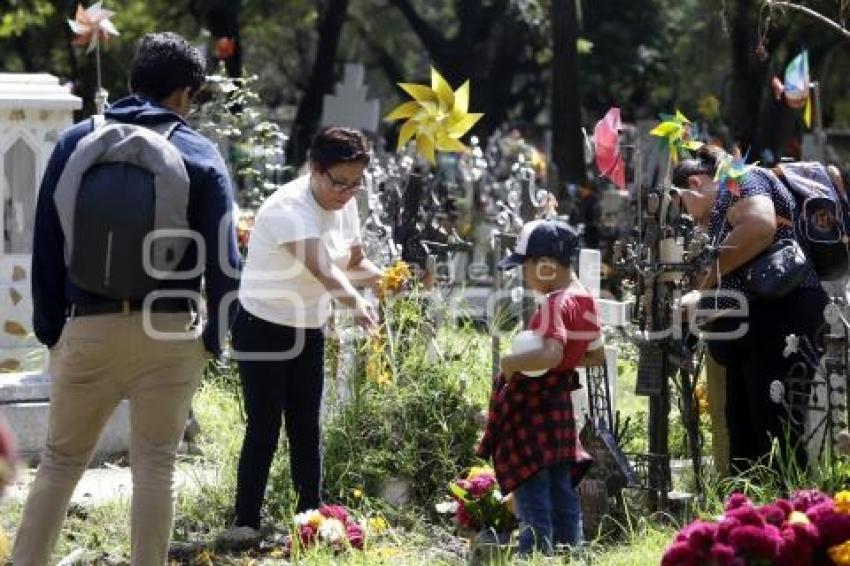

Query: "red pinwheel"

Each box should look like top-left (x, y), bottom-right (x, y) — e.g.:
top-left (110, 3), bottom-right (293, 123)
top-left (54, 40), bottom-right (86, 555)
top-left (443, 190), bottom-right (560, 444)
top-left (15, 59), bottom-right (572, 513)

top-left (594, 107), bottom-right (626, 191)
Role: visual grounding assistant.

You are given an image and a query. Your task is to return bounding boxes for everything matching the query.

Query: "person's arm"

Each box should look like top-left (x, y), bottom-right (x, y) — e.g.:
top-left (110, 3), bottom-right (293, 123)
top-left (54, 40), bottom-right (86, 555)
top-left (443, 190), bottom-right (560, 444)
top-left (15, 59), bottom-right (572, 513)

top-left (500, 337), bottom-right (564, 377)
top-left (346, 244), bottom-right (382, 291)
top-left (198, 151), bottom-right (241, 358)
top-left (281, 239), bottom-right (377, 329)
top-left (32, 140), bottom-right (72, 348)
top-left (696, 194), bottom-right (776, 290)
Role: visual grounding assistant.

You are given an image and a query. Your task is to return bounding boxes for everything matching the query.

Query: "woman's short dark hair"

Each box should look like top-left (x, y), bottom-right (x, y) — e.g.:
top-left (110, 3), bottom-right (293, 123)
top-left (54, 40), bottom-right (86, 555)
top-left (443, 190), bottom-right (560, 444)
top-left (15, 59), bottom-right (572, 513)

top-left (129, 32), bottom-right (206, 101)
top-left (671, 145), bottom-right (726, 188)
top-left (308, 127), bottom-right (370, 171)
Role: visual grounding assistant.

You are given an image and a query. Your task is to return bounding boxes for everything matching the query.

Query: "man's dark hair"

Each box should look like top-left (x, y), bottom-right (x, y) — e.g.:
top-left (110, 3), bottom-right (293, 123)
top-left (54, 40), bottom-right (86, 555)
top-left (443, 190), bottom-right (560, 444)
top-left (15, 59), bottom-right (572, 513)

top-left (129, 32), bottom-right (205, 101)
top-left (308, 127), bottom-right (370, 171)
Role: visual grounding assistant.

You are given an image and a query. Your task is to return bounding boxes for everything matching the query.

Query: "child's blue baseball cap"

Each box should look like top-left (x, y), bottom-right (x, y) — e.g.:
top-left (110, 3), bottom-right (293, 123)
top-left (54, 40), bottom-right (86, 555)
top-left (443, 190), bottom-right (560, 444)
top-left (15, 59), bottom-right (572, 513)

top-left (498, 219), bottom-right (579, 270)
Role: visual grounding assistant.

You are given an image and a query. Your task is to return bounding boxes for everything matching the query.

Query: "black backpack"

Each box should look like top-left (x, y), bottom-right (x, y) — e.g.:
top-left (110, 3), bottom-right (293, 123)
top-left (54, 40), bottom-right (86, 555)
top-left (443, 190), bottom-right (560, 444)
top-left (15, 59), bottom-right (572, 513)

top-left (773, 162), bottom-right (850, 281)
top-left (53, 116), bottom-right (192, 299)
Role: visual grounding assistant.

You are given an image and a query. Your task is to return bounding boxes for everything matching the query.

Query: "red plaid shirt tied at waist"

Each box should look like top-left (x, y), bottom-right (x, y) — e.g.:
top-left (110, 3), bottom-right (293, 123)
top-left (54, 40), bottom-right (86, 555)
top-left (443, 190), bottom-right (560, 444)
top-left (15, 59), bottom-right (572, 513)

top-left (476, 288), bottom-right (600, 494)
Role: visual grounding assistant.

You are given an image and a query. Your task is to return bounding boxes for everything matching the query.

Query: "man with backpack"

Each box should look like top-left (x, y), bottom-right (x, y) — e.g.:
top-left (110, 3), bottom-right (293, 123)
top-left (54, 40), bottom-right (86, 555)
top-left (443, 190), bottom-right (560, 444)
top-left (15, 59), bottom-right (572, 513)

top-left (13, 32), bottom-right (240, 564)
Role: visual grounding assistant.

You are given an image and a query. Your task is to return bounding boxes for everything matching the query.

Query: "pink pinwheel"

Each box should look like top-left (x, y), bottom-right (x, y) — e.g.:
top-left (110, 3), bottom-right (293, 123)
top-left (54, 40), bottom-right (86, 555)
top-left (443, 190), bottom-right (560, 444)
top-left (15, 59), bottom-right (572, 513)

top-left (68, 2), bottom-right (119, 54)
top-left (594, 107), bottom-right (626, 190)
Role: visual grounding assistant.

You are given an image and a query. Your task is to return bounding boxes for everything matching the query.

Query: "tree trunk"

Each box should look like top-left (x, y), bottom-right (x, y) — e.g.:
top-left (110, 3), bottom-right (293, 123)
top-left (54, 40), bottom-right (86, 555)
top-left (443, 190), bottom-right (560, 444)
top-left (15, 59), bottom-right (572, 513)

top-left (551, 0), bottom-right (586, 188)
top-left (728, 0), bottom-right (758, 153)
top-left (286, 0), bottom-right (350, 166)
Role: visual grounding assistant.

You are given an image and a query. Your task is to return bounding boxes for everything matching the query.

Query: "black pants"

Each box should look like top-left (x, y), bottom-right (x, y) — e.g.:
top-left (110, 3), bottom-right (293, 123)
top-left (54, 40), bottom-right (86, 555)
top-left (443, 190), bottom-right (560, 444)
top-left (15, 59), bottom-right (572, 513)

top-left (708, 287), bottom-right (827, 473)
top-left (231, 305), bottom-right (325, 527)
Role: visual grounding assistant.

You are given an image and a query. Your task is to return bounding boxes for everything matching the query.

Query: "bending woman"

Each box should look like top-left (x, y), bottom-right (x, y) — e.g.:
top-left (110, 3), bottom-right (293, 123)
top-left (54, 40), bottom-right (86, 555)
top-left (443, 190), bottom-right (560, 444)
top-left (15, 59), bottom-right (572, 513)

top-left (225, 127), bottom-right (380, 541)
top-left (674, 147), bottom-right (826, 473)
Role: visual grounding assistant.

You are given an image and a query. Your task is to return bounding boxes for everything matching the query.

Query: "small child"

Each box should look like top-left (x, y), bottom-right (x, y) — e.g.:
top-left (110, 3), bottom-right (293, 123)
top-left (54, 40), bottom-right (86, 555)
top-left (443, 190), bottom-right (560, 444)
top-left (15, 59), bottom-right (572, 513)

top-left (477, 219), bottom-right (600, 555)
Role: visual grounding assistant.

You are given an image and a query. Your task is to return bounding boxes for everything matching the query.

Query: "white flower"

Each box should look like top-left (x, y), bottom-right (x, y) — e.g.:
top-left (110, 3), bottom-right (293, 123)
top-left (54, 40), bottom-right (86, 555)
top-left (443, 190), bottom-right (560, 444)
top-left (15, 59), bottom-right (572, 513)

top-left (435, 501), bottom-right (458, 514)
top-left (783, 334), bottom-right (799, 358)
top-left (317, 518), bottom-right (347, 543)
top-left (769, 380), bottom-right (785, 404)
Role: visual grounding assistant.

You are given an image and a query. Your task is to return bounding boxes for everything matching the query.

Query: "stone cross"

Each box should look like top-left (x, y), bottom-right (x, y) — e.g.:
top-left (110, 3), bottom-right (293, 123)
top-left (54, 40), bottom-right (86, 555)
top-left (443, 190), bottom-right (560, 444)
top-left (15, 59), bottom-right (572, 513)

top-left (320, 63), bottom-right (380, 133)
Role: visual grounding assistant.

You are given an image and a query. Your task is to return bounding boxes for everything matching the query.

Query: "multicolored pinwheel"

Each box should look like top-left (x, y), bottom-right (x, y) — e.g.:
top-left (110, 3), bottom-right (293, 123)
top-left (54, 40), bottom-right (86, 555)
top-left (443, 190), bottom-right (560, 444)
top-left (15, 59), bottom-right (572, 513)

top-left (650, 110), bottom-right (703, 164)
top-left (784, 49), bottom-right (812, 128)
top-left (714, 152), bottom-right (757, 197)
top-left (594, 107), bottom-right (625, 190)
top-left (68, 2), bottom-right (119, 53)
top-left (384, 67), bottom-right (484, 164)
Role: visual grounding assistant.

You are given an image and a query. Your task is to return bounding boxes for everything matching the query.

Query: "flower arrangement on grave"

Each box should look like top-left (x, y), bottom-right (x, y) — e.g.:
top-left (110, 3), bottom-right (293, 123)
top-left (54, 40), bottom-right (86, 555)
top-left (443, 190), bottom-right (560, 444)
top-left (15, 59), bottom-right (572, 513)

top-left (437, 466), bottom-right (517, 534)
top-left (287, 504), bottom-right (387, 554)
top-left (662, 491), bottom-right (850, 565)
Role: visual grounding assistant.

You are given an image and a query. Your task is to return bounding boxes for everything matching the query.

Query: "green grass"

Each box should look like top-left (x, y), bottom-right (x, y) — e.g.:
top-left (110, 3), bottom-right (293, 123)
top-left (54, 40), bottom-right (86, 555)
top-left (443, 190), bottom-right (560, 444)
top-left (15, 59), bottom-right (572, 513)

top-left (0, 330), bottom-right (691, 564)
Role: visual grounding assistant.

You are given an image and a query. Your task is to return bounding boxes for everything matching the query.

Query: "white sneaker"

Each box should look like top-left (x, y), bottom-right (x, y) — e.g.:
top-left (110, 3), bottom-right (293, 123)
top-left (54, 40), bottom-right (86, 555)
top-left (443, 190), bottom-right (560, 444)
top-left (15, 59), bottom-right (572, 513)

top-left (215, 525), bottom-right (261, 550)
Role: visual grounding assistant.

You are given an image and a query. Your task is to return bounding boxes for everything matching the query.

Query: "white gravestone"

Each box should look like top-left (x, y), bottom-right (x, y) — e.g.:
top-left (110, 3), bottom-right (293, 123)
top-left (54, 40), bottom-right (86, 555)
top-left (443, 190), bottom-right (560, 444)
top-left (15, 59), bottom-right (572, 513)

top-left (575, 248), bottom-right (628, 426)
top-left (0, 74), bottom-right (129, 462)
top-left (320, 63), bottom-right (380, 133)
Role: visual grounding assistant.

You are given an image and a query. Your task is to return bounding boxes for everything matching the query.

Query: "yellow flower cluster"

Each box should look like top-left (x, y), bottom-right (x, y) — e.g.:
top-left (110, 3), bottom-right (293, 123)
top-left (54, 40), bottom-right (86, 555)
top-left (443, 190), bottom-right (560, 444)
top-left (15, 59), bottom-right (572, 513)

top-left (368, 516), bottom-right (389, 535)
top-left (829, 540), bottom-right (850, 566)
top-left (836, 491), bottom-right (850, 515)
top-left (365, 334), bottom-right (392, 386)
top-left (377, 261), bottom-right (412, 299)
top-left (466, 466), bottom-right (493, 480)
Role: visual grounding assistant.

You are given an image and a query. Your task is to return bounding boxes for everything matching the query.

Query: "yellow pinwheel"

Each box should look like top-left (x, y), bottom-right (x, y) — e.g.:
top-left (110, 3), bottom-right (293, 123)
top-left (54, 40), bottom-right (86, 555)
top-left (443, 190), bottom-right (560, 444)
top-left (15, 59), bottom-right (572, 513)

top-left (650, 110), bottom-right (703, 164)
top-left (384, 67), bottom-right (484, 164)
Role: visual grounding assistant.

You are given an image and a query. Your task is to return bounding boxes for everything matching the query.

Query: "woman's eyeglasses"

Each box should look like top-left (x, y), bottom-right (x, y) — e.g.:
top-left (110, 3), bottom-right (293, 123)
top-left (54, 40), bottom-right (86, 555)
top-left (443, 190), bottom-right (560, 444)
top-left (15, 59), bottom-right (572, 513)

top-left (324, 170), bottom-right (365, 194)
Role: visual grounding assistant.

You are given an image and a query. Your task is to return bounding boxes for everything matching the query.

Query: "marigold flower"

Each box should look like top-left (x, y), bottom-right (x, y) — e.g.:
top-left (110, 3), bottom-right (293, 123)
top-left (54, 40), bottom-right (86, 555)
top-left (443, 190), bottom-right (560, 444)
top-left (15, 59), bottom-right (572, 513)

top-left (829, 540), bottom-right (850, 565)
top-left (835, 491), bottom-right (850, 515)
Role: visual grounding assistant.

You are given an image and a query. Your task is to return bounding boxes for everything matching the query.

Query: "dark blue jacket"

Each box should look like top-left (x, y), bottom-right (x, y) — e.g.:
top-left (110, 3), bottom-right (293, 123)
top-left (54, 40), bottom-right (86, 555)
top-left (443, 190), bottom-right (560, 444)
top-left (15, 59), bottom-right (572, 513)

top-left (32, 95), bottom-right (241, 356)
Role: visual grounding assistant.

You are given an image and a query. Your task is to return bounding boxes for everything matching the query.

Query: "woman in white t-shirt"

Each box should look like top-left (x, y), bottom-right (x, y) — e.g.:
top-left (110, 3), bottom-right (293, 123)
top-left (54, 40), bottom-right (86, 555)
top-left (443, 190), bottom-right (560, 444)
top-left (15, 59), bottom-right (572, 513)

top-left (224, 127), bottom-right (380, 542)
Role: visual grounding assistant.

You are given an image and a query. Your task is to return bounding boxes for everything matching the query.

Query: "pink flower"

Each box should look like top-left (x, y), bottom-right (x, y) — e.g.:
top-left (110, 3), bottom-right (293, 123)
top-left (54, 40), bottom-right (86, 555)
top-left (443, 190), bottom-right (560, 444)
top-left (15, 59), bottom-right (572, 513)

top-left (725, 493), bottom-right (751, 511)
top-left (319, 504), bottom-right (349, 523)
top-left (776, 524), bottom-right (815, 565)
top-left (726, 505), bottom-right (766, 528)
top-left (792, 490), bottom-right (831, 513)
top-left (456, 504), bottom-right (476, 529)
top-left (299, 523), bottom-right (317, 545)
top-left (684, 521), bottom-right (718, 554)
top-left (728, 524), bottom-right (782, 561)
top-left (346, 521), bottom-right (364, 549)
top-left (759, 502), bottom-right (789, 526)
top-left (809, 508), bottom-right (850, 548)
top-left (710, 542), bottom-right (737, 565)
top-left (717, 516), bottom-right (742, 543)
top-left (806, 501), bottom-right (838, 526)
top-left (468, 475), bottom-right (496, 498)
top-left (661, 541), bottom-right (702, 566)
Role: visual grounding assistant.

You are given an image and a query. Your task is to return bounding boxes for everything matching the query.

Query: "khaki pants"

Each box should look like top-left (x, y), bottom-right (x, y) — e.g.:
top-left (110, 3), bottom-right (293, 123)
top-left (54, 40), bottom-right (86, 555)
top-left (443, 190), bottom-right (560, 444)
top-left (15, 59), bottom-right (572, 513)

top-left (706, 352), bottom-right (729, 477)
top-left (13, 312), bottom-right (205, 566)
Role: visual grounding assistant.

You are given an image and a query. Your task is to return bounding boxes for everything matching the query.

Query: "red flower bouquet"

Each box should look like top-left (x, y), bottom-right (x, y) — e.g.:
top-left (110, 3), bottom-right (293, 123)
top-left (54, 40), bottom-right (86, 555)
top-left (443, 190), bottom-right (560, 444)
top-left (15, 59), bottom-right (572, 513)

top-left (287, 504), bottom-right (387, 554)
top-left (439, 467), bottom-right (517, 533)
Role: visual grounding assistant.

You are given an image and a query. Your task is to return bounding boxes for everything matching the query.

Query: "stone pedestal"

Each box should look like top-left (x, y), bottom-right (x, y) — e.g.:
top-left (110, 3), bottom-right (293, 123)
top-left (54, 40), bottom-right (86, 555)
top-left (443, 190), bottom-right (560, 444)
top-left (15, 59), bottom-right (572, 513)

top-left (0, 371), bottom-right (130, 464)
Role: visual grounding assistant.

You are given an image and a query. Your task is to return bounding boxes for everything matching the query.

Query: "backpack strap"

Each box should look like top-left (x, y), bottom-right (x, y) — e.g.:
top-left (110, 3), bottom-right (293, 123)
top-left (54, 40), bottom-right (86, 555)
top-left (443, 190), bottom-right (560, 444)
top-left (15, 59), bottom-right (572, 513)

top-left (770, 166), bottom-right (795, 228)
top-left (90, 114), bottom-right (107, 132)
